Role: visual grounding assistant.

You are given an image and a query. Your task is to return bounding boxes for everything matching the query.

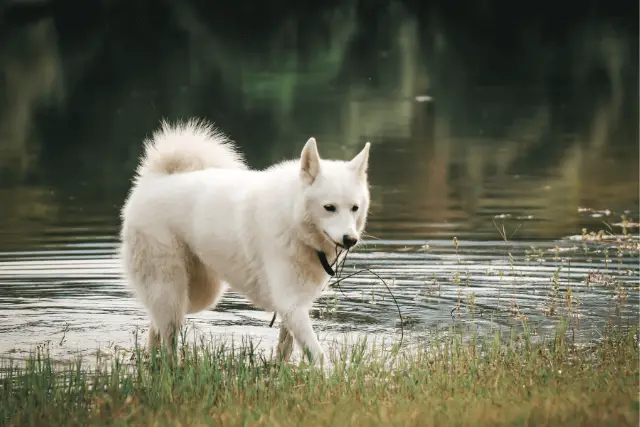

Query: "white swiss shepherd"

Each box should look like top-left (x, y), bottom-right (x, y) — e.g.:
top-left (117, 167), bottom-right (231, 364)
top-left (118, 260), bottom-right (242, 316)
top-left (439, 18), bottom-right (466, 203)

top-left (119, 119), bottom-right (371, 366)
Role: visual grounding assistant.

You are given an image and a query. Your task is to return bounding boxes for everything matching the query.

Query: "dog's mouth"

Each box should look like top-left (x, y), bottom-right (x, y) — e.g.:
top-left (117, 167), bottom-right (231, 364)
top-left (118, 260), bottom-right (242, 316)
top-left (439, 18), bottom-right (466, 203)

top-left (322, 231), bottom-right (344, 249)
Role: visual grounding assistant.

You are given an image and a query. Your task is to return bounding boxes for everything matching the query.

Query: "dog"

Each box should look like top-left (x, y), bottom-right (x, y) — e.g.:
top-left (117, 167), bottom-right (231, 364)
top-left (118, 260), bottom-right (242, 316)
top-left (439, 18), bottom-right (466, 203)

top-left (119, 118), bottom-right (371, 366)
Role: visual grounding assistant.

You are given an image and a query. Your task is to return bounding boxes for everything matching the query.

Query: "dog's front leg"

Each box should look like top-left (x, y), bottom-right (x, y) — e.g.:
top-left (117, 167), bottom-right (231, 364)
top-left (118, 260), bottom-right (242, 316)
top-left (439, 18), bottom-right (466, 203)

top-left (276, 326), bottom-right (294, 362)
top-left (278, 305), bottom-right (326, 366)
top-left (265, 259), bottom-right (326, 366)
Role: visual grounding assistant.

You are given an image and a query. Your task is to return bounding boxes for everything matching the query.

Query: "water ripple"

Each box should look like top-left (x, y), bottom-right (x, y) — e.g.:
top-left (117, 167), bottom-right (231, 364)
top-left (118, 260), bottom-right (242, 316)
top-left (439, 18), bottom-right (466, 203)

top-left (0, 233), bottom-right (637, 360)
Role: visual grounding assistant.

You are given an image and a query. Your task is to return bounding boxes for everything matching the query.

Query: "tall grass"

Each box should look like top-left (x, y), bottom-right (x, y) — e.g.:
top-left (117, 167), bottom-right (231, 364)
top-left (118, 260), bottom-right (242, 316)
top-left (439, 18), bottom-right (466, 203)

top-left (1, 320), bottom-right (637, 426)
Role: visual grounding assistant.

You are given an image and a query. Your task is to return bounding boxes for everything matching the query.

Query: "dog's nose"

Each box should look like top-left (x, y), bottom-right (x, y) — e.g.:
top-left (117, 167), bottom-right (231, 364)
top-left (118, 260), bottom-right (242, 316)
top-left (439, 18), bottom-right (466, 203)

top-left (342, 235), bottom-right (358, 249)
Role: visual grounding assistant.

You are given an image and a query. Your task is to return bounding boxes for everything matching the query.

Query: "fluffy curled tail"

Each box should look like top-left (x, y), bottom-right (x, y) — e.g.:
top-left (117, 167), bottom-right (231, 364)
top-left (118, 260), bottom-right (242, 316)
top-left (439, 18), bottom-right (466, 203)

top-left (135, 118), bottom-right (247, 179)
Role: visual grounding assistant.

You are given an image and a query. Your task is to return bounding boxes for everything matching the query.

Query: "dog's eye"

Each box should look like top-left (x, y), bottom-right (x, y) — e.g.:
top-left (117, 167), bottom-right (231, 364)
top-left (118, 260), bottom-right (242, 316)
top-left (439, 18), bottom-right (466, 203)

top-left (324, 204), bottom-right (336, 212)
top-left (351, 205), bottom-right (359, 212)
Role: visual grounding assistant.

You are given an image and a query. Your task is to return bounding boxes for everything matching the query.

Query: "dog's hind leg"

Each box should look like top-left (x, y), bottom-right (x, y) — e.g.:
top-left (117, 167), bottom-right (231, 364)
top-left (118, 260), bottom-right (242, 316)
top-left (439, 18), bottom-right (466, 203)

top-left (122, 230), bottom-right (190, 360)
top-left (147, 323), bottom-right (161, 352)
top-left (146, 274), bottom-right (189, 359)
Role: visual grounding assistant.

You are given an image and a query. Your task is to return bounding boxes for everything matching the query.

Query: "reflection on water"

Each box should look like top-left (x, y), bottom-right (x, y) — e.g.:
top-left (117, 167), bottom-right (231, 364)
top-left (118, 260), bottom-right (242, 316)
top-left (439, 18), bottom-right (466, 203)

top-left (0, 0), bottom-right (638, 360)
top-left (0, 218), bottom-right (638, 360)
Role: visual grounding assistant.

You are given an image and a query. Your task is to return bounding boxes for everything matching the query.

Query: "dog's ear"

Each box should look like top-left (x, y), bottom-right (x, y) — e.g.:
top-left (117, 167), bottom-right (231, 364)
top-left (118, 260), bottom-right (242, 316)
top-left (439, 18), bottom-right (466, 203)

top-left (300, 137), bottom-right (321, 184)
top-left (349, 142), bottom-right (370, 179)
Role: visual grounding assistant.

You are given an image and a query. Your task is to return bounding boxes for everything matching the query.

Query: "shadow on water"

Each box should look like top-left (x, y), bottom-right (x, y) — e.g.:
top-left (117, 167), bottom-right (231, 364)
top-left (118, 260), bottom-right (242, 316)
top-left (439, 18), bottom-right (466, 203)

top-left (0, 0), bottom-right (638, 360)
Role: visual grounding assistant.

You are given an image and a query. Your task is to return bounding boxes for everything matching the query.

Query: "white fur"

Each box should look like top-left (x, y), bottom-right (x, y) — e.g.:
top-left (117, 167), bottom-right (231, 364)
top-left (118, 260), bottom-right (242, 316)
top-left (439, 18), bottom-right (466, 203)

top-left (119, 118), bottom-right (371, 365)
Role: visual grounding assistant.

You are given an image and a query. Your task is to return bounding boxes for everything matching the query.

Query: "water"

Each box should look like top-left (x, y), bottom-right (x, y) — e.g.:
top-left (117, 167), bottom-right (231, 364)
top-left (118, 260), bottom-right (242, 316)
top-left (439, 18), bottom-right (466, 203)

top-left (0, 1), bottom-right (638, 361)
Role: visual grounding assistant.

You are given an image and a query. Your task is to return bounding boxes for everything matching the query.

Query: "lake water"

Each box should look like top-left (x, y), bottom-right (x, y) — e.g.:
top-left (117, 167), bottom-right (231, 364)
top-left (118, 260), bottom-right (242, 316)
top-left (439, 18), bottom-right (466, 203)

top-left (0, 1), bottom-right (638, 361)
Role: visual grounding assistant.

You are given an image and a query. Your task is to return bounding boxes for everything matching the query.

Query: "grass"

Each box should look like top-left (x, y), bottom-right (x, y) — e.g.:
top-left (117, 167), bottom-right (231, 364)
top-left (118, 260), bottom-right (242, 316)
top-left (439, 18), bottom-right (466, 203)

top-left (0, 320), bottom-right (638, 427)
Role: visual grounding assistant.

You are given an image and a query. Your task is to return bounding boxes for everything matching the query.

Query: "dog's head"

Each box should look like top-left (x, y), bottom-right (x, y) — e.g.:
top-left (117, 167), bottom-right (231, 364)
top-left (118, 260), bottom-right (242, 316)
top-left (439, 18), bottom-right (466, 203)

top-left (298, 137), bottom-right (371, 252)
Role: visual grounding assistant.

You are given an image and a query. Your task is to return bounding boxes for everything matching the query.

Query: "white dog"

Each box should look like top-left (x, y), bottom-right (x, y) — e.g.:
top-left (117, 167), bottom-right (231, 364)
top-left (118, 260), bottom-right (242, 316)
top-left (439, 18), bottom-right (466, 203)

top-left (119, 119), bottom-right (371, 365)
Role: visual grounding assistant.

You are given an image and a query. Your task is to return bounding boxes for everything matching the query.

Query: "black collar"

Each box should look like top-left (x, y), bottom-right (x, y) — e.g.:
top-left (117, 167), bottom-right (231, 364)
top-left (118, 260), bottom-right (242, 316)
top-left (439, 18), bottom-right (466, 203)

top-left (317, 251), bottom-right (335, 276)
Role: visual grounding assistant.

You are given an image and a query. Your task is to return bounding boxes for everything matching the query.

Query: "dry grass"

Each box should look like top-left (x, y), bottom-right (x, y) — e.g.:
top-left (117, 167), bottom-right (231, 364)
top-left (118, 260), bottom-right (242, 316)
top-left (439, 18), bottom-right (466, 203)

top-left (1, 320), bottom-right (638, 427)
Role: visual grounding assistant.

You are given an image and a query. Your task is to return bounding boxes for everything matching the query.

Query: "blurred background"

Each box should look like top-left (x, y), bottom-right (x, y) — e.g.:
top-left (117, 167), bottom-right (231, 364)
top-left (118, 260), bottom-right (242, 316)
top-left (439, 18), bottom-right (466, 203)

top-left (0, 0), bottom-right (638, 243)
top-left (0, 0), bottom-right (637, 358)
